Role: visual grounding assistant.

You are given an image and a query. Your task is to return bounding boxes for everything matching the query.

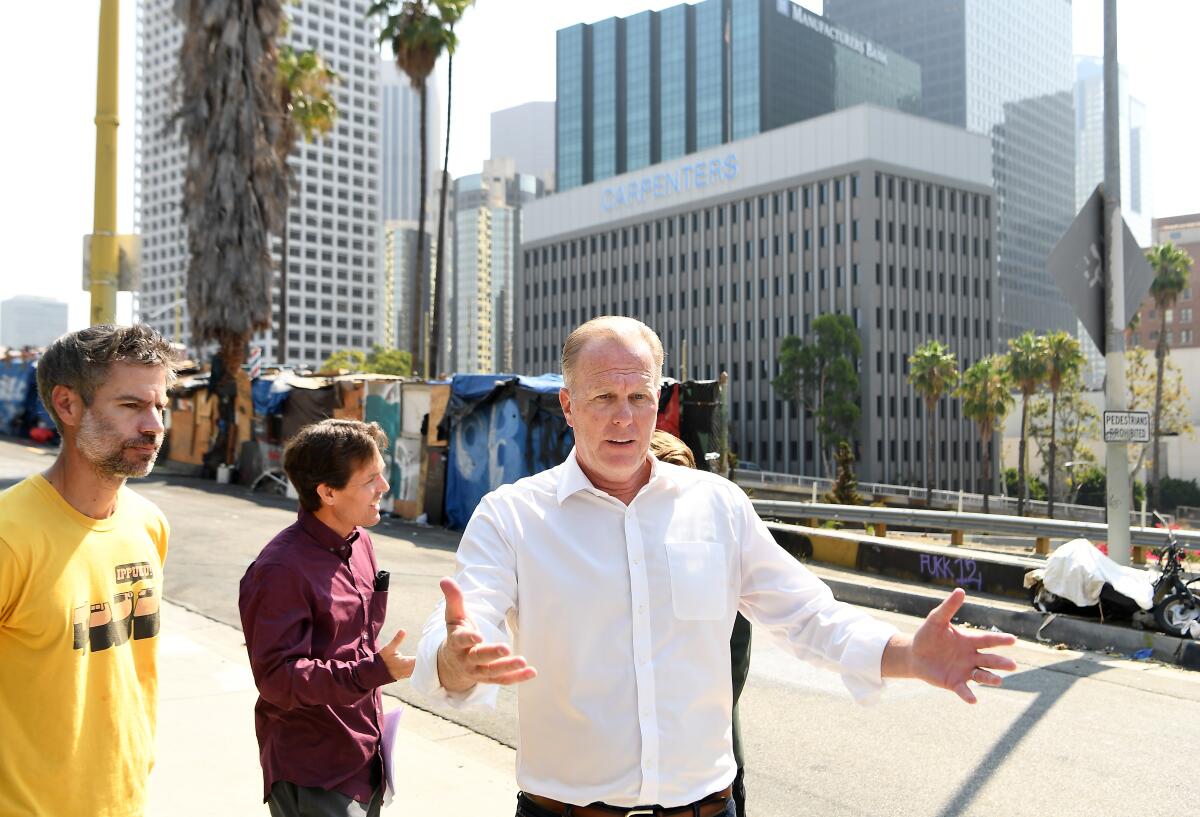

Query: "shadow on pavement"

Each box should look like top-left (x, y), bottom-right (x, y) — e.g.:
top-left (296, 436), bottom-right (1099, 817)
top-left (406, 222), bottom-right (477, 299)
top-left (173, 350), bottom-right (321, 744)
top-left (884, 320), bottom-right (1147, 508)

top-left (935, 658), bottom-right (1110, 817)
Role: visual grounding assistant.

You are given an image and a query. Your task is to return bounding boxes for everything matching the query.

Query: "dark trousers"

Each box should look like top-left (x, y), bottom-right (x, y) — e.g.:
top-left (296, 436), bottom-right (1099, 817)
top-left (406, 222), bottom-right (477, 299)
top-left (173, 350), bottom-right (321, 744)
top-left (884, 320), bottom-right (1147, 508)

top-left (731, 767), bottom-right (746, 817)
top-left (515, 793), bottom-right (736, 817)
top-left (267, 781), bottom-right (382, 817)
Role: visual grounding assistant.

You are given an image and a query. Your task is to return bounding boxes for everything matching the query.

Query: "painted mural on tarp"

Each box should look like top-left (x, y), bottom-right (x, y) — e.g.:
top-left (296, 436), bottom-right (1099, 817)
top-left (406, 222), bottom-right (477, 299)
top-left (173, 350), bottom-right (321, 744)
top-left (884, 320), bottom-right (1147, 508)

top-left (444, 374), bottom-right (574, 529)
top-left (365, 380), bottom-right (402, 503)
top-left (0, 359), bottom-right (51, 438)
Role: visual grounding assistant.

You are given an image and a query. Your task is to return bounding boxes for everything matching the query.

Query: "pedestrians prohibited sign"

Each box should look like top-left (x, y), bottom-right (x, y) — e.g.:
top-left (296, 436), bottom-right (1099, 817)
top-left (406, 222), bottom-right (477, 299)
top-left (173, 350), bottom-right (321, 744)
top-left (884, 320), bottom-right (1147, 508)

top-left (1103, 411), bottom-right (1150, 443)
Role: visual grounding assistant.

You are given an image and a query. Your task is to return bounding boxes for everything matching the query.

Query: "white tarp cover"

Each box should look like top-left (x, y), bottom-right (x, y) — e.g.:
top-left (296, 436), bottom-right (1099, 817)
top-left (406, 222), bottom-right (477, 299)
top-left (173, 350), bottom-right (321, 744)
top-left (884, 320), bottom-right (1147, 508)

top-left (1041, 538), bottom-right (1155, 610)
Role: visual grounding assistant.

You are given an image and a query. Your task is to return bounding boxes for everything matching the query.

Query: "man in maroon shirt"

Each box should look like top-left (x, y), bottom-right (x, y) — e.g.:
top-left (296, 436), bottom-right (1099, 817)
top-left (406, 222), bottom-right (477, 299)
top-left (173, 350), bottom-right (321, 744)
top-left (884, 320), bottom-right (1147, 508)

top-left (240, 419), bottom-right (414, 817)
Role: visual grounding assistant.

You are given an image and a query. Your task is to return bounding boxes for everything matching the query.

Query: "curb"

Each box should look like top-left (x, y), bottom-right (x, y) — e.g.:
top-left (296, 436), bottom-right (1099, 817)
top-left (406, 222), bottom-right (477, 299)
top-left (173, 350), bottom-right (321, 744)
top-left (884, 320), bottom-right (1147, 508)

top-left (821, 574), bottom-right (1200, 670)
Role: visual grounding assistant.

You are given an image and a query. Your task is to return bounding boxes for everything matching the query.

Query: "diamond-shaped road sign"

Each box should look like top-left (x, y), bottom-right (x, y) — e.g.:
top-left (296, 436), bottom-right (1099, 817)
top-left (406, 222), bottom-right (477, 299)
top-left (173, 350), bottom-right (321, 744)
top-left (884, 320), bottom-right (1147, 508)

top-left (1049, 184), bottom-right (1155, 354)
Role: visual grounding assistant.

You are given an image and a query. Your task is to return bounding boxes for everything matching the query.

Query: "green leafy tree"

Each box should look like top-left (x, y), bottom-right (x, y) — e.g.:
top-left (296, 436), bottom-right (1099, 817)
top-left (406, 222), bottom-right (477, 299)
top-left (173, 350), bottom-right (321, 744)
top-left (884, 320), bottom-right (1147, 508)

top-left (1159, 478), bottom-right (1200, 515)
top-left (178, 0), bottom-right (288, 464)
top-left (370, 0), bottom-right (473, 376)
top-left (772, 314), bottom-right (861, 477)
top-left (1007, 332), bottom-right (1050, 515)
top-left (1029, 369), bottom-right (1098, 505)
top-left (1146, 242), bottom-right (1193, 509)
top-left (957, 356), bottom-right (1015, 512)
top-left (275, 44), bottom-right (339, 366)
top-left (1041, 331), bottom-right (1085, 517)
top-left (908, 340), bottom-right (959, 504)
top-left (1126, 345), bottom-right (1194, 489)
top-left (319, 346), bottom-right (413, 376)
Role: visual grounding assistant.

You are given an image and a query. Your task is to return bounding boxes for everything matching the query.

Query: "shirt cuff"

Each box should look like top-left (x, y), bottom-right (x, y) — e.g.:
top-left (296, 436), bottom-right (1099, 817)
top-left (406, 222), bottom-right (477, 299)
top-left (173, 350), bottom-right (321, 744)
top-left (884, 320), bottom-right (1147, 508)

top-left (839, 618), bottom-right (899, 705)
top-left (357, 652), bottom-right (398, 691)
top-left (411, 630), bottom-right (500, 711)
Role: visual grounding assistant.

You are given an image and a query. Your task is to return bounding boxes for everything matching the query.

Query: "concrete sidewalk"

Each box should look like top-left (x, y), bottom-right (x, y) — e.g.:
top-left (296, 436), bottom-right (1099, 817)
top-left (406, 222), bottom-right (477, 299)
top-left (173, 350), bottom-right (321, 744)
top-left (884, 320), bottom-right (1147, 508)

top-left (148, 602), bottom-right (518, 816)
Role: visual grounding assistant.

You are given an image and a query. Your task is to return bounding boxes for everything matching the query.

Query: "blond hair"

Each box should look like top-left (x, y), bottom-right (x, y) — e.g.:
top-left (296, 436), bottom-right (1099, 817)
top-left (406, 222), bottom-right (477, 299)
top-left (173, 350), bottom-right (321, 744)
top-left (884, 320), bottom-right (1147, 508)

top-left (650, 430), bottom-right (696, 468)
top-left (560, 316), bottom-right (664, 391)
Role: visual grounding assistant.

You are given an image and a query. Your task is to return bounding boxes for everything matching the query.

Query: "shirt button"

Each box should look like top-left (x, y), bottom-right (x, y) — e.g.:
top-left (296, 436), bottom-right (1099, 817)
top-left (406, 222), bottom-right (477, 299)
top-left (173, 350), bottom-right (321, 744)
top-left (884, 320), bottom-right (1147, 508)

top-left (633, 558), bottom-right (641, 566)
top-left (637, 604), bottom-right (646, 614)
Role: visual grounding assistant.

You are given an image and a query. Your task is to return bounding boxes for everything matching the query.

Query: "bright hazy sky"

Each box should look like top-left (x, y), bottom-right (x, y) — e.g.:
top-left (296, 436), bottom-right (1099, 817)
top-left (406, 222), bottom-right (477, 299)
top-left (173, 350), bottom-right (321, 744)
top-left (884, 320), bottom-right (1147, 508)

top-left (1, 0), bottom-right (1196, 331)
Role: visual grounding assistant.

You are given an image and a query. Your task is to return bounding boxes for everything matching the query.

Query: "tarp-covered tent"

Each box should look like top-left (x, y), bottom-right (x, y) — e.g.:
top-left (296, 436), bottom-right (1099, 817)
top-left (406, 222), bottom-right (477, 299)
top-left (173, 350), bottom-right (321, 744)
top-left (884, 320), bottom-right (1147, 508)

top-left (443, 374), bottom-right (574, 529)
top-left (0, 357), bottom-right (54, 440)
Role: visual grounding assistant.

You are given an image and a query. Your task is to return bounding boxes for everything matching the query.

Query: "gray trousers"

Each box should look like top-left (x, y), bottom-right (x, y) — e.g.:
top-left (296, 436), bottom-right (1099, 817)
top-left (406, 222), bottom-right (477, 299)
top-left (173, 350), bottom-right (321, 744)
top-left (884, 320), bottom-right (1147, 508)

top-left (267, 781), bottom-right (382, 817)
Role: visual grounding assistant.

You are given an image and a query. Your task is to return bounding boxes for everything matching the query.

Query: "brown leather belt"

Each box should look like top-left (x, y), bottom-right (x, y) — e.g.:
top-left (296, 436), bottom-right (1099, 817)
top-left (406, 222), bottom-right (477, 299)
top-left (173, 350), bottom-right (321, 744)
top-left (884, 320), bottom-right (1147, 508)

top-left (522, 786), bottom-right (733, 817)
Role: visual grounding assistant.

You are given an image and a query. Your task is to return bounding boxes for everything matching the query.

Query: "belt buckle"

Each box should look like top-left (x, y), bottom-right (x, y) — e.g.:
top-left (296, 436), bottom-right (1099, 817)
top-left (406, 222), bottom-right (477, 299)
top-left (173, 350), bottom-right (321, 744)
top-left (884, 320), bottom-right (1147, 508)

top-left (623, 810), bottom-right (657, 817)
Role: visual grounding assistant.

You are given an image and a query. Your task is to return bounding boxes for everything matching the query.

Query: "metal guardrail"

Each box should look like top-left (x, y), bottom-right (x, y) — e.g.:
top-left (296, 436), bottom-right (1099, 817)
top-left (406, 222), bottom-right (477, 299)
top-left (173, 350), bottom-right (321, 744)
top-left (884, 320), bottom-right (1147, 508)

top-left (735, 469), bottom-right (1152, 525)
top-left (751, 500), bottom-right (1200, 549)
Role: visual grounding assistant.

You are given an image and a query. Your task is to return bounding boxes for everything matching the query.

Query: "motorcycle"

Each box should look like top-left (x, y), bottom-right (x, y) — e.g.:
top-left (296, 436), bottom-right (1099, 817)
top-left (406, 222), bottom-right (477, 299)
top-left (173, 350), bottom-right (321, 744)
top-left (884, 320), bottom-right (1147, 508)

top-left (1151, 512), bottom-right (1200, 638)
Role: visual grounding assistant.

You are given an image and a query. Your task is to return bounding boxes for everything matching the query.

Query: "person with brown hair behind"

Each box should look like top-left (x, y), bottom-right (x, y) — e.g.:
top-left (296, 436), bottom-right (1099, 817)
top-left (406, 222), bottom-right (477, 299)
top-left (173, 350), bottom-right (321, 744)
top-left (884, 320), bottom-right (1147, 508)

top-left (649, 431), bottom-right (752, 817)
top-left (239, 419), bottom-right (415, 817)
top-left (0, 324), bottom-right (180, 816)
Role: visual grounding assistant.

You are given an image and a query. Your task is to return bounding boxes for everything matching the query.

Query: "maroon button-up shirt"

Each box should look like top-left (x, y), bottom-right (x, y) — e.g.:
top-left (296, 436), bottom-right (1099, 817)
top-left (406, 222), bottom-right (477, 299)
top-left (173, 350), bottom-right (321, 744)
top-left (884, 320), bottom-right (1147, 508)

top-left (239, 509), bottom-right (394, 803)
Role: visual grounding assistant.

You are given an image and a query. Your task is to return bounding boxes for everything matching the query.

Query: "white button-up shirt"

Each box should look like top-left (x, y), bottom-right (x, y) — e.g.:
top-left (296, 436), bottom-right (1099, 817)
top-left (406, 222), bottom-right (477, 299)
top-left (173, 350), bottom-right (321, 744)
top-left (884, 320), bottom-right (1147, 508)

top-left (411, 450), bottom-right (896, 808)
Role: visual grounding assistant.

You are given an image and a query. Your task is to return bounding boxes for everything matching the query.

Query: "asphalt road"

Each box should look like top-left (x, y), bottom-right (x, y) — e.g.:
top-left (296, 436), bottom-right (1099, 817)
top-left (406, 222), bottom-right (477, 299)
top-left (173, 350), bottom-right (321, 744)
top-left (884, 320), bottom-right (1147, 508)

top-left (3, 438), bottom-right (1198, 816)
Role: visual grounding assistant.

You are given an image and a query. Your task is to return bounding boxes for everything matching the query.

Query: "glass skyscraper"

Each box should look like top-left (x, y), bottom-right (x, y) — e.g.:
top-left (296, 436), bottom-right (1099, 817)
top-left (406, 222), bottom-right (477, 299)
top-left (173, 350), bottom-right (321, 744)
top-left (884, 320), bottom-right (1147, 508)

top-left (555, 0), bottom-right (921, 191)
top-left (825, 0), bottom-right (1077, 340)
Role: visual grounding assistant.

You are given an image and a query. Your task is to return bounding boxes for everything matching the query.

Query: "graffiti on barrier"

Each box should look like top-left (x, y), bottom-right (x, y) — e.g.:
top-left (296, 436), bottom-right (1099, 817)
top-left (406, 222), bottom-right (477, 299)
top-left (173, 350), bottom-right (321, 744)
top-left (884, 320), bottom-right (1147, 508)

top-left (918, 554), bottom-right (983, 591)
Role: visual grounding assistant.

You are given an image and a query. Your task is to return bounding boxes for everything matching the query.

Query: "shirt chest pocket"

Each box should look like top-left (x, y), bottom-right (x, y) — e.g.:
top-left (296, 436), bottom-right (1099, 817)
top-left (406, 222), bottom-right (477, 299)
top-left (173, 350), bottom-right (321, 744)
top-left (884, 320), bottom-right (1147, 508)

top-left (663, 540), bottom-right (727, 620)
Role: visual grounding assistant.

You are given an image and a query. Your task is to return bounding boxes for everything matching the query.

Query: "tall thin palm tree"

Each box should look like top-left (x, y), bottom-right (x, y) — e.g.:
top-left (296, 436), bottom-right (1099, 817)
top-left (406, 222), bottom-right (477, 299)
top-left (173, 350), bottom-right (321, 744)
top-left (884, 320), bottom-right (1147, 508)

top-left (177, 0), bottom-right (288, 463)
top-left (1042, 331), bottom-right (1084, 518)
top-left (429, 0), bottom-right (473, 378)
top-left (957, 356), bottom-right (1015, 513)
top-left (1146, 242), bottom-right (1193, 509)
top-left (1006, 332), bottom-right (1049, 516)
top-left (908, 340), bottom-right (959, 505)
top-left (275, 45), bottom-right (338, 366)
top-left (370, 0), bottom-right (457, 374)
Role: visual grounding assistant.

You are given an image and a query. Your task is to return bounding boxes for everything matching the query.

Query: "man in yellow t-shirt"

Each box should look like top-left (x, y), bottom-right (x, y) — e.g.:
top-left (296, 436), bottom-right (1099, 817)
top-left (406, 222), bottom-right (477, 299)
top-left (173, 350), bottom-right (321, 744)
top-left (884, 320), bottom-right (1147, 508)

top-left (0, 324), bottom-right (179, 817)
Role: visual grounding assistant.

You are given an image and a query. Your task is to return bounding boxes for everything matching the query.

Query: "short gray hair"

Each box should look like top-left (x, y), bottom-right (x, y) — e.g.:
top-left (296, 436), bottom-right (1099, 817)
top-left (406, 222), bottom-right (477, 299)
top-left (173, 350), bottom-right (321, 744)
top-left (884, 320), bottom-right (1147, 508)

top-left (560, 316), bottom-right (664, 392)
top-left (37, 324), bottom-right (181, 433)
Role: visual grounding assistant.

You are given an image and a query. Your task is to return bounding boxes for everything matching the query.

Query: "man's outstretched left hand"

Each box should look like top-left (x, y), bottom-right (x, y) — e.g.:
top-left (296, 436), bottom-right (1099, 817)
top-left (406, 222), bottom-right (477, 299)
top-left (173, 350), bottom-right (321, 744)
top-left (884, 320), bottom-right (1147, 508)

top-left (881, 588), bottom-right (1018, 704)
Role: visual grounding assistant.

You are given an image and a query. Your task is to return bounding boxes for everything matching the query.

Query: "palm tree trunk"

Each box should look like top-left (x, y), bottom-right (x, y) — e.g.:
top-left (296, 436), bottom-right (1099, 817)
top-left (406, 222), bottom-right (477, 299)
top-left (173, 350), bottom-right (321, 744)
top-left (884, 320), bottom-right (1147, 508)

top-left (1017, 395), bottom-right (1029, 516)
top-left (1152, 331), bottom-right (1167, 509)
top-left (430, 49), bottom-right (454, 379)
top-left (411, 81), bottom-right (429, 369)
top-left (1048, 389), bottom-right (1059, 518)
top-left (278, 198), bottom-right (289, 366)
top-left (926, 398), bottom-right (935, 505)
top-left (981, 425), bottom-right (992, 514)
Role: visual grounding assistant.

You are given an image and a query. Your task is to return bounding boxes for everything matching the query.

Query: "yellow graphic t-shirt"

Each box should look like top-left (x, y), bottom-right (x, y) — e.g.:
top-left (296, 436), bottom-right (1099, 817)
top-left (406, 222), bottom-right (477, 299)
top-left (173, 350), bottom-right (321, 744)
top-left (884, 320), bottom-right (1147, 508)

top-left (0, 474), bottom-right (169, 817)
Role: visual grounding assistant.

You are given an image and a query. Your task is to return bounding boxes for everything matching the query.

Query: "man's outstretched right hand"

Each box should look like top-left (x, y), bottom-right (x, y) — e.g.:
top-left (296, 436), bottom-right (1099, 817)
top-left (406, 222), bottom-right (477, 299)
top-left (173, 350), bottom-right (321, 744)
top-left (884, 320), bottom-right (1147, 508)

top-left (435, 577), bottom-right (537, 693)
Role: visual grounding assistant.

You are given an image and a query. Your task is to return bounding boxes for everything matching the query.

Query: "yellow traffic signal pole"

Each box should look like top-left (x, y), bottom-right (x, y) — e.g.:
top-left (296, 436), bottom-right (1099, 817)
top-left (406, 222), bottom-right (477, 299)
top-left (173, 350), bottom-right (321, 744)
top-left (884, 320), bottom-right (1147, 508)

top-left (90, 0), bottom-right (120, 326)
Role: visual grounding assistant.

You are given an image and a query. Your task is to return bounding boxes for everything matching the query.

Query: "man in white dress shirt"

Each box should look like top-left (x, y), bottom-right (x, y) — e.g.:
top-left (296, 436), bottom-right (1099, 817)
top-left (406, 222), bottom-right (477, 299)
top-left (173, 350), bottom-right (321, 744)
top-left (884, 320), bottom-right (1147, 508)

top-left (411, 316), bottom-right (1016, 817)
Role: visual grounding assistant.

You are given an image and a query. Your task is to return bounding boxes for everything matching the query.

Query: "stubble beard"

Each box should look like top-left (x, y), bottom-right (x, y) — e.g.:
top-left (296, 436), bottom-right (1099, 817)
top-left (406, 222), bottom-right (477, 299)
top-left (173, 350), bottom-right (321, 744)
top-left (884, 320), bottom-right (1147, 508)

top-left (76, 411), bottom-right (161, 480)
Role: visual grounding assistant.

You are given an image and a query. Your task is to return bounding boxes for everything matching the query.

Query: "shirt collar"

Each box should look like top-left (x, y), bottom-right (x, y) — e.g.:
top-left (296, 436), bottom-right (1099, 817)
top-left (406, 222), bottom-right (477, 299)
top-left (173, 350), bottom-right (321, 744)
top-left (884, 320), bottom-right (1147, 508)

top-left (556, 447), bottom-right (684, 505)
top-left (297, 507), bottom-right (361, 559)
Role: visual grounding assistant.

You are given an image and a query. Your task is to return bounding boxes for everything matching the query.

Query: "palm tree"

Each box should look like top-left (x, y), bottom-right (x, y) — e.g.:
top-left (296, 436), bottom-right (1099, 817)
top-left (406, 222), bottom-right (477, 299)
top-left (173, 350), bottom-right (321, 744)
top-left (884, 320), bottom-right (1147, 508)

top-left (1042, 331), bottom-right (1084, 518)
top-left (370, 0), bottom-right (461, 374)
top-left (957, 356), bottom-right (1015, 513)
top-left (1146, 242), bottom-right (1193, 509)
top-left (429, 0), bottom-right (474, 379)
top-left (908, 340), bottom-right (959, 505)
top-left (1006, 332), bottom-right (1049, 515)
top-left (275, 45), bottom-right (339, 366)
top-left (177, 0), bottom-right (288, 463)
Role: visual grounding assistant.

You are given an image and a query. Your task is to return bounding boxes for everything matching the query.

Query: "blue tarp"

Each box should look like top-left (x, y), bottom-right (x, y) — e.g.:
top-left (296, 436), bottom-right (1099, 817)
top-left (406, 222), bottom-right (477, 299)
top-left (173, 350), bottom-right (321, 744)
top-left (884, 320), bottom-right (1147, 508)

top-left (251, 376), bottom-right (293, 416)
top-left (444, 373), bottom-right (574, 529)
top-left (0, 359), bottom-right (50, 438)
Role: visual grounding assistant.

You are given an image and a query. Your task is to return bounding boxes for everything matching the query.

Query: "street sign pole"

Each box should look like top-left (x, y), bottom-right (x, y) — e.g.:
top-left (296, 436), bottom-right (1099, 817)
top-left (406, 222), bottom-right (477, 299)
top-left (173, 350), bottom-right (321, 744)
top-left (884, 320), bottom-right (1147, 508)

top-left (90, 0), bottom-right (120, 326)
top-left (1103, 0), bottom-right (1132, 565)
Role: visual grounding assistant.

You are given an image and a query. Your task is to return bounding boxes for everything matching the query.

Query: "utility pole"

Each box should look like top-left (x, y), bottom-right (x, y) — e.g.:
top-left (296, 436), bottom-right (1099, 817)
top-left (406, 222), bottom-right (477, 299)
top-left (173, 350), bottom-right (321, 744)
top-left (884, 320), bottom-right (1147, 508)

top-left (90, 0), bottom-right (120, 326)
top-left (1103, 0), bottom-right (1132, 565)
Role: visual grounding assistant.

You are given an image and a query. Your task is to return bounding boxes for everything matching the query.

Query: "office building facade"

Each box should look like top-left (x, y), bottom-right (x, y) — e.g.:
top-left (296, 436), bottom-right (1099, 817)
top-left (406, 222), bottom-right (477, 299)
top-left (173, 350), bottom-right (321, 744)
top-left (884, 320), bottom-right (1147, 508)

top-left (825, 0), bottom-right (1076, 342)
top-left (0, 296), bottom-right (69, 349)
top-left (449, 158), bottom-right (547, 374)
top-left (521, 106), bottom-right (995, 485)
top-left (136, 0), bottom-right (382, 370)
top-left (555, 0), bottom-right (920, 192)
top-left (380, 59), bottom-right (440, 223)
top-left (491, 101), bottom-right (556, 189)
top-left (1128, 215), bottom-right (1200, 353)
